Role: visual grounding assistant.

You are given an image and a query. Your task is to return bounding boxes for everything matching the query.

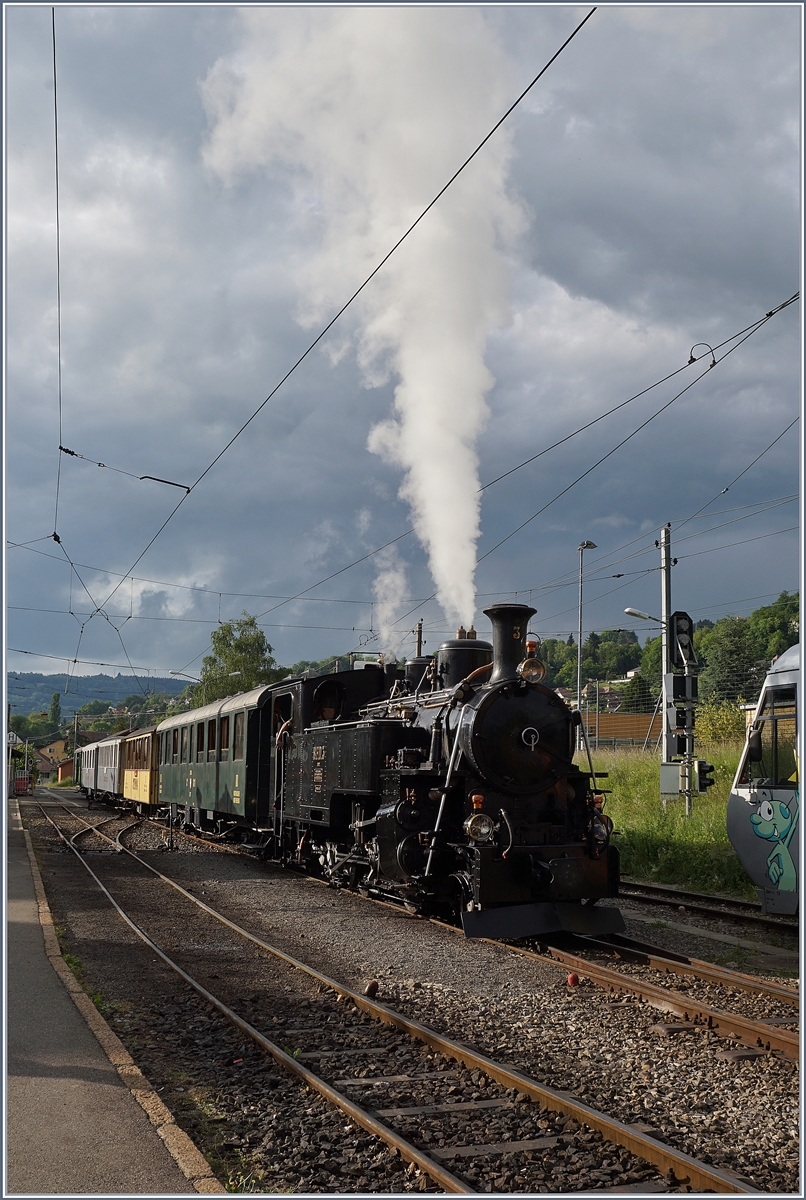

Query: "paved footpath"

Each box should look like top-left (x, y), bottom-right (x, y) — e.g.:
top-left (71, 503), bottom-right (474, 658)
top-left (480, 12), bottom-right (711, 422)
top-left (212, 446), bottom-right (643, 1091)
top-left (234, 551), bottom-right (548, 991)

top-left (6, 792), bottom-right (215, 1195)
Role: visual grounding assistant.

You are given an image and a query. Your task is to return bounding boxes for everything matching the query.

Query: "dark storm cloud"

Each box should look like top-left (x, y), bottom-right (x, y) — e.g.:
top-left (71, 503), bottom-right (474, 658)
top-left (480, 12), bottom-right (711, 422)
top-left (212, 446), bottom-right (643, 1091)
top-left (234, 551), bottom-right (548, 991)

top-left (5, 5), bottom-right (800, 682)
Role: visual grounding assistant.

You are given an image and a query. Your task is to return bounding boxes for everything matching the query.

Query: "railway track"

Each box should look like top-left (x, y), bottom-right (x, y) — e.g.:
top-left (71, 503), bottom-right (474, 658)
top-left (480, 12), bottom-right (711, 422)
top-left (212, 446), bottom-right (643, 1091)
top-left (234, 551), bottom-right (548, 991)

top-left (618, 880), bottom-right (799, 937)
top-left (509, 937), bottom-right (798, 1063)
top-left (31, 800), bottom-right (759, 1194)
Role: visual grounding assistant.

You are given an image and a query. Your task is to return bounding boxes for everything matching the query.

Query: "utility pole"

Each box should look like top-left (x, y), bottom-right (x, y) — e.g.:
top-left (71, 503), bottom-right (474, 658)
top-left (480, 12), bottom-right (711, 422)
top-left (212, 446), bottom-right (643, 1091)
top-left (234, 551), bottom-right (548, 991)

top-left (660, 524), bottom-right (673, 763)
top-left (577, 540), bottom-right (597, 749)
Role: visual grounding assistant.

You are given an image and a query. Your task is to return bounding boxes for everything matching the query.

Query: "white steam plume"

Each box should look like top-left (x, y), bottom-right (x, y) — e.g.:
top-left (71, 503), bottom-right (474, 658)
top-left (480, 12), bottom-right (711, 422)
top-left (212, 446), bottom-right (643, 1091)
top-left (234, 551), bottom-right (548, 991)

top-left (202, 8), bottom-right (523, 627)
top-left (371, 545), bottom-right (411, 660)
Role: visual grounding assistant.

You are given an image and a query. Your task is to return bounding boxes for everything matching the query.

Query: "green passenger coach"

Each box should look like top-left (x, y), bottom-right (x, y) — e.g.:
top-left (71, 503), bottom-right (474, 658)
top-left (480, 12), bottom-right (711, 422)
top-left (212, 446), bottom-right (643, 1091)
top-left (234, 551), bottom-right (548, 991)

top-left (156, 686), bottom-right (274, 832)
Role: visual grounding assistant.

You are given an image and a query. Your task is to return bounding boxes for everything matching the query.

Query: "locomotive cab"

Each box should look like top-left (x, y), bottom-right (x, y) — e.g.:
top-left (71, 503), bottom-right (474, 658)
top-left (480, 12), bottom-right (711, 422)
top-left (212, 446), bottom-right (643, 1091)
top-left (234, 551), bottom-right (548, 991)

top-left (727, 644), bottom-right (799, 915)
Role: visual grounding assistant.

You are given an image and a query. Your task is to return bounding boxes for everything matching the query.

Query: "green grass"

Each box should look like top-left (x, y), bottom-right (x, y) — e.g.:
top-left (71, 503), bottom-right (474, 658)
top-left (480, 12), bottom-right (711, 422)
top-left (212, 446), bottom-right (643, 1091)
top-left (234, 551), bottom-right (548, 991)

top-left (588, 742), bottom-right (756, 898)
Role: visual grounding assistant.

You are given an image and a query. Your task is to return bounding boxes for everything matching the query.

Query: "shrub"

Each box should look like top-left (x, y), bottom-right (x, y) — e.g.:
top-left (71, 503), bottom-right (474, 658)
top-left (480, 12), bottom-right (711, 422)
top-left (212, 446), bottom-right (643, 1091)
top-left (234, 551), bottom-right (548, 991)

top-left (695, 699), bottom-right (747, 744)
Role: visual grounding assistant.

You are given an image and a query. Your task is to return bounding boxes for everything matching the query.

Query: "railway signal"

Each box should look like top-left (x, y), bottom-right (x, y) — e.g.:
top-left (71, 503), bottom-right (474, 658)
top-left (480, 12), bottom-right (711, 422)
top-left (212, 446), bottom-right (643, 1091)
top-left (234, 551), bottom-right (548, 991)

top-left (695, 760), bottom-right (716, 792)
top-left (670, 611), bottom-right (697, 667)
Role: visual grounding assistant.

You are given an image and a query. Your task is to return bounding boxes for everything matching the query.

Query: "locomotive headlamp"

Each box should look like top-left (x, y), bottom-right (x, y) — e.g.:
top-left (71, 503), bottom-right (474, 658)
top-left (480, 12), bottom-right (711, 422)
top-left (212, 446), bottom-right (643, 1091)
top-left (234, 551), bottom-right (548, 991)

top-left (517, 656), bottom-right (546, 682)
top-left (464, 812), bottom-right (495, 842)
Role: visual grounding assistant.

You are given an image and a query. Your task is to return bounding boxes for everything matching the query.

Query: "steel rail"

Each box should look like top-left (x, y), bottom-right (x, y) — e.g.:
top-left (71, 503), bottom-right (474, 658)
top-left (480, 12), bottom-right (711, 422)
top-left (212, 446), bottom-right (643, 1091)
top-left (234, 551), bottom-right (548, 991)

top-left (503, 942), bottom-right (798, 1061)
top-left (41, 805), bottom-right (755, 1193)
top-left (621, 878), bottom-right (789, 913)
top-left (584, 933), bottom-right (799, 1006)
top-left (68, 812), bottom-right (121, 848)
top-left (618, 882), bottom-right (798, 934)
top-left (36, 805), bottom-right (472, 1194)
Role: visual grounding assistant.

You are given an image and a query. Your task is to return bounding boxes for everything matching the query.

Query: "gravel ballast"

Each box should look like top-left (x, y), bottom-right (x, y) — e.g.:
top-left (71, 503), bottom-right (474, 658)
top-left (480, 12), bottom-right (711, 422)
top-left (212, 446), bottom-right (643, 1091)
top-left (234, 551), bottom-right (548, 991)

top-left (25, 801), bottom-right (799, 1192)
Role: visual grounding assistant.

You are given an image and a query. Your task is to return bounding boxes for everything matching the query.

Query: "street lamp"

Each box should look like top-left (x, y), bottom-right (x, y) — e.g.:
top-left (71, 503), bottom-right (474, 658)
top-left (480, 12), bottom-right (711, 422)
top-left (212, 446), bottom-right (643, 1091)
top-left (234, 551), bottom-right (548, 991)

top-left (577, 540), bottom-right (597, 750)
top-left (624, 607), bottom-right (661, 623)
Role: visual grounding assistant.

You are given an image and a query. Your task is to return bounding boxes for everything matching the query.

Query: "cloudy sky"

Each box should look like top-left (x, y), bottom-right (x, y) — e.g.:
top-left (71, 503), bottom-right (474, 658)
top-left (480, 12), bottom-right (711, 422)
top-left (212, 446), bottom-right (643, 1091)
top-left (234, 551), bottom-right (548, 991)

top-left (5, 4), bottom-right (801, 690)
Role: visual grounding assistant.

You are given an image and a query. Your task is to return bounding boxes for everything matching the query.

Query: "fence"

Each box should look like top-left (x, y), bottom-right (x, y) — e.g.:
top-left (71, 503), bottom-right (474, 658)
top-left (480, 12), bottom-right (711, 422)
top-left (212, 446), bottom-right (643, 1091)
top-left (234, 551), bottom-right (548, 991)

top-left (580, 709), bottom-right (663, 749)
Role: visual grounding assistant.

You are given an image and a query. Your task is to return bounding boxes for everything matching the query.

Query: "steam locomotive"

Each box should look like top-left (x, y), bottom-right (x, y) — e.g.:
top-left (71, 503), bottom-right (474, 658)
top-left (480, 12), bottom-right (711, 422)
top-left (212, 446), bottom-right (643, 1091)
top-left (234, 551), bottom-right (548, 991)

top-left (80, 604), bottom-right (623, 939)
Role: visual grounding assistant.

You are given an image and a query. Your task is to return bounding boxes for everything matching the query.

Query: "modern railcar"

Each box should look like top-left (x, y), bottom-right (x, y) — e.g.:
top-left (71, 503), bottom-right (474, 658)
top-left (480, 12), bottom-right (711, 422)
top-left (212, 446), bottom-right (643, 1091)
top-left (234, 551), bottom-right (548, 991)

top-left (727, 643), bottom-right (799, 915)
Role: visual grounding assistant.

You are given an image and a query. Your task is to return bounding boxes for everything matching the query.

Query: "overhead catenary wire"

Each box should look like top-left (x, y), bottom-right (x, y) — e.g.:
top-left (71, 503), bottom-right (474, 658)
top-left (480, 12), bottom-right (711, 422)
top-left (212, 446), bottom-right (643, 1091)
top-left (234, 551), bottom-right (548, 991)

top-left (476, 306), bottom-right (798, 565)
top-left (9, 491), bottom-right (795, 613)
top-left (11, 298), bottom-right (798, 627)
top-left (51, 7), bottom-right (64, 534)
top-left (57, 445), bottom-right (190, 491)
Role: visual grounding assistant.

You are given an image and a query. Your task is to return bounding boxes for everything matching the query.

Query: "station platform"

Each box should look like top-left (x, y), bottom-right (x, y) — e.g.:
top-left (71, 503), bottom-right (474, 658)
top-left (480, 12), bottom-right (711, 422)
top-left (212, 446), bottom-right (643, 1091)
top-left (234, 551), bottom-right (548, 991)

top-left (6, 792), bottom-right (219, 1195)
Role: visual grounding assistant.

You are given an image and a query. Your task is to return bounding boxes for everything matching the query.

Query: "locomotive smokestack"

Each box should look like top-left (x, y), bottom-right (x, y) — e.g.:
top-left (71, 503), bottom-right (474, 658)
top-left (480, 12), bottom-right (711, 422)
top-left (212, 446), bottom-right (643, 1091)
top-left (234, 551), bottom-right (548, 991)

top-left (483, 603), bottom-right (537, 684)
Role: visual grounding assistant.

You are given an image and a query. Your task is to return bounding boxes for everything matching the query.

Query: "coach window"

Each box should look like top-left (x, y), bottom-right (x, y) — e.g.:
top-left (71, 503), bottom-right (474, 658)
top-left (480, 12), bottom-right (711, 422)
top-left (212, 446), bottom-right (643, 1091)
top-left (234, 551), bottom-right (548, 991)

top-left (172, 728), bottom-right (179, 764)
top-left (197, 722), bottom-right (205, 763)
top-left (180, 727), bottom-right (188, 763)
top-left (207, 720), bottom-right (217, 763)
top-left (220, 715), bottom-right (230, 762)
top-left (233, 712), bottom-right (245, 760)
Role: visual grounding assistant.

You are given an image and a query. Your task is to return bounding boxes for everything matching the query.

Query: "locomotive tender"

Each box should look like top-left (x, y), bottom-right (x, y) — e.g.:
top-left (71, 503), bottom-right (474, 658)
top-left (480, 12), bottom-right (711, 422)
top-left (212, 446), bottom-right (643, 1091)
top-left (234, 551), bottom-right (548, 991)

top-left (79, 604), bottom-right (623, 938)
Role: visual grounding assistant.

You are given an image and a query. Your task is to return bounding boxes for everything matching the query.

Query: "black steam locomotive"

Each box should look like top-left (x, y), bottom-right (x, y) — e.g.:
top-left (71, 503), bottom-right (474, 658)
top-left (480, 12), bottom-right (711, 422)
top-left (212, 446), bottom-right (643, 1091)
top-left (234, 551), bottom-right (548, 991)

top-left (157, 603), bottom-right (623, 939)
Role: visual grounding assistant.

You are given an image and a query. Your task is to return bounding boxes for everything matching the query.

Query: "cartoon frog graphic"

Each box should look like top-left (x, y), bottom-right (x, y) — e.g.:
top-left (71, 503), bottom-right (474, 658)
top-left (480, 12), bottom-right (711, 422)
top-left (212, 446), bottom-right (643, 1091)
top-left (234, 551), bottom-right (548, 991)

top-left (750, 798), bottom-right (799, 891)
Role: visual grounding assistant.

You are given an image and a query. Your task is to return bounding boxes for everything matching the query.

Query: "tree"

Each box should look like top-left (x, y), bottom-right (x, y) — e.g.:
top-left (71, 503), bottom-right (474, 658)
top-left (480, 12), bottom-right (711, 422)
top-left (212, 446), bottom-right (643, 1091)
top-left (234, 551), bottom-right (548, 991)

top-left (640, 635), bottom-right (663, 690)
top-left (195, 613), bottom-right (285, 706)
top-left (698, 617), bottom-right (765, 703)
top-left (746, 590), bottom-right (799, 660)
top-left (49, 693), bottom-right (61, 728)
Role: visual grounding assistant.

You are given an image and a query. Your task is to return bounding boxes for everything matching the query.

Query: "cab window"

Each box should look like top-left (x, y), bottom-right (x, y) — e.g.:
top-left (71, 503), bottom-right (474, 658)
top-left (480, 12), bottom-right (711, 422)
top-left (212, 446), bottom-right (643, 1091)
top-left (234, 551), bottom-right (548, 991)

top-left (740, 686), bottom-right (798, 786)
top-left (312, 678), bottom-right (345, 723)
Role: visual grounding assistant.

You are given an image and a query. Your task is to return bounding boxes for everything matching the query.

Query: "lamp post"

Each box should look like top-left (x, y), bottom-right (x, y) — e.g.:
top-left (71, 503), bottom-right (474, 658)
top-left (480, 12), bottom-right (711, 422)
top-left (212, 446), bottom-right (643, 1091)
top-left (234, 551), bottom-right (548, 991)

top-left (577, 540), bottom-right (597, 749)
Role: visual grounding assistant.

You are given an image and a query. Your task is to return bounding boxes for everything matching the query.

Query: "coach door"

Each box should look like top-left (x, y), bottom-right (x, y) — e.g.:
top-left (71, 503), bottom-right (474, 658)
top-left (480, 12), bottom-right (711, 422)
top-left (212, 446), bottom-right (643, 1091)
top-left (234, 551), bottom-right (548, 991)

top-left (270, 693), bottom-right (295, 838)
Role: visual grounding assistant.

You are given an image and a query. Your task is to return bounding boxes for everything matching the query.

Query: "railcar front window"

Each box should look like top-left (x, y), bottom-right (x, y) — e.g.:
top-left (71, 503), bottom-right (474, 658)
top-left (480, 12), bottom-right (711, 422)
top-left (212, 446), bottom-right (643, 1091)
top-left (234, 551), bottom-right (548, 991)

top-left (740, 686), bottom-right (798, 786)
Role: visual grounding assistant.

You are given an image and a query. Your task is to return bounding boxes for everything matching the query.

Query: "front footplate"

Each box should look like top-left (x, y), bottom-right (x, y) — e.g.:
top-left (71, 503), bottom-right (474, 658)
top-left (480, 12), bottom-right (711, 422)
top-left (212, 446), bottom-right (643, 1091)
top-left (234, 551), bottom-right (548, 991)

top-left (461, 901), bottom-right (625, 940)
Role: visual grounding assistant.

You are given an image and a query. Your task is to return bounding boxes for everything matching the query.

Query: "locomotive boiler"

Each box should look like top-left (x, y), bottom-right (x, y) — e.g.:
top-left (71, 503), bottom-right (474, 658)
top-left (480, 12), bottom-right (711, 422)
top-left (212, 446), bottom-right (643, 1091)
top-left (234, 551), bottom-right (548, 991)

top-left (158, 602), bottom-right (623, 939)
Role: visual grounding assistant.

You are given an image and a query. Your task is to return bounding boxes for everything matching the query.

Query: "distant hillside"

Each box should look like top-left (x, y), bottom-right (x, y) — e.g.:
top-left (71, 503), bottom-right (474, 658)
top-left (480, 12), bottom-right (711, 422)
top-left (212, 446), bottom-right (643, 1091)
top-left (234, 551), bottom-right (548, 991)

top-left (6, 673), bottom-right (188, 718)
